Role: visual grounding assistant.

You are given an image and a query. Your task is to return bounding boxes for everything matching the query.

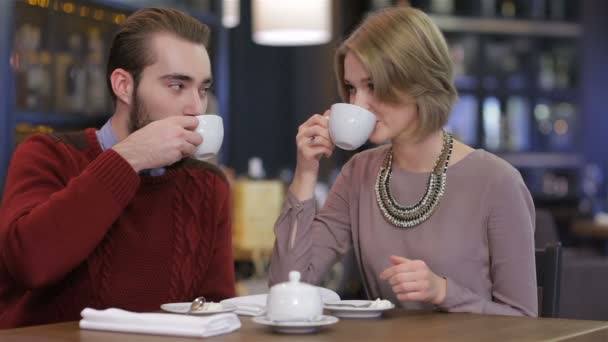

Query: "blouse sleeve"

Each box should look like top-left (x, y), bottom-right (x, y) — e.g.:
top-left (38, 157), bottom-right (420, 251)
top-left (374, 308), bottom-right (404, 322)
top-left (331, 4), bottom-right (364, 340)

top-left (268, 157), bottom-right (359, 286)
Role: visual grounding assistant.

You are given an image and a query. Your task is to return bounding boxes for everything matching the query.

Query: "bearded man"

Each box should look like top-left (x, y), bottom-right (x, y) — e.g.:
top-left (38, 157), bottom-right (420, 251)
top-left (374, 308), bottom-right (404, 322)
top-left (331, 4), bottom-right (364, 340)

top-left (0, 8), bottom-right (235, 328)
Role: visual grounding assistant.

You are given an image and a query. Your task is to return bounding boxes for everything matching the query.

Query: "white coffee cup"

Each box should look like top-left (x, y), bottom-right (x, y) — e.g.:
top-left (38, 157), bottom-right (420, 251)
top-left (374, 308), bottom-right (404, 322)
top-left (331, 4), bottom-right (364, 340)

top-left (329, 103), bottom-right (376, 150)
top-left (266, 271), bottom-right (323, 322)
top-left (194, 114), bottom-right (224, 160)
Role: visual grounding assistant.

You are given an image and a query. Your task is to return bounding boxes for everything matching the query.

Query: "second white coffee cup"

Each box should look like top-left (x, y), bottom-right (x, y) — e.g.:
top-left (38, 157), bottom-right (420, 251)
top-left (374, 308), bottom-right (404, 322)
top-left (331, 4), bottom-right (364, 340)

top-left (329, 103), bottom-right (376, 150)
top-left (194, 114), bottom-right (224, 160)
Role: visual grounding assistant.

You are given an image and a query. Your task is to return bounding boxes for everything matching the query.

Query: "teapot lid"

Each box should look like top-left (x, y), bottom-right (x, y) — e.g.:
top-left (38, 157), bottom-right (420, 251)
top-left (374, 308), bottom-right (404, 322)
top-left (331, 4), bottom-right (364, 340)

top-left (288, 271), bottom-right (301, 282)
top-left (270, 270), bottom-right (318, 293)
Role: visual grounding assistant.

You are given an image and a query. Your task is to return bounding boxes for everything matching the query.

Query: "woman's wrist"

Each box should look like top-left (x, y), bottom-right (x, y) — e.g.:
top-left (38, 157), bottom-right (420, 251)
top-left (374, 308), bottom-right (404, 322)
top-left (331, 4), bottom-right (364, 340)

top-left (290, 169), bottom-right (318, 202)
top-left (432, 276), bottom-right (448, 305)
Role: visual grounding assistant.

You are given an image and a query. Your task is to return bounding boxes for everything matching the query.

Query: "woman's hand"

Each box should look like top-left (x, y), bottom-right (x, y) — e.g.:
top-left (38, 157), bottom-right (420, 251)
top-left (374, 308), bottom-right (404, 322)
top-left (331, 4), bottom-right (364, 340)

top-left (379, 255), bottom-right (447, 305)
top-left (295, 110), bottom-right (334, 172)
top-left (290, 110), bottom-right (334, 201)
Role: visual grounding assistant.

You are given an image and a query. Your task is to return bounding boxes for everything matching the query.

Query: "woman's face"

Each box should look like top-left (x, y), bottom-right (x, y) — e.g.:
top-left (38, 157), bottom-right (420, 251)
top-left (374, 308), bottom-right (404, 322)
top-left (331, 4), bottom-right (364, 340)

top-left (343, 51), bottom-right (419, 145)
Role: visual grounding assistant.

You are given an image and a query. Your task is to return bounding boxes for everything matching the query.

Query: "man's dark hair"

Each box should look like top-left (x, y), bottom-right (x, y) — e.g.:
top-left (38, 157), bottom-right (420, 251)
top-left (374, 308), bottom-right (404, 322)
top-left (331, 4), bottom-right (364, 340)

top-left (106, 7), bottom-right (210, 103)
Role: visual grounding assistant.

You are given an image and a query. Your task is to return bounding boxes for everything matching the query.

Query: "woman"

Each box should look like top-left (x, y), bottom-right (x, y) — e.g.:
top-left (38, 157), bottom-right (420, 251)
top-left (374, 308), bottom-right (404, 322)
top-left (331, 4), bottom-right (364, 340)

top-left (269, 6), bottom-right (537, 316)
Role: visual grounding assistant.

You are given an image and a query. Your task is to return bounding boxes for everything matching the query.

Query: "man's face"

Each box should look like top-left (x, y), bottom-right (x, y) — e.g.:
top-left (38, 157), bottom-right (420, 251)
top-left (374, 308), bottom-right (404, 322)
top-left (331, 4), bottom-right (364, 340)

top-left (128, 33), bottom-right (212, 133)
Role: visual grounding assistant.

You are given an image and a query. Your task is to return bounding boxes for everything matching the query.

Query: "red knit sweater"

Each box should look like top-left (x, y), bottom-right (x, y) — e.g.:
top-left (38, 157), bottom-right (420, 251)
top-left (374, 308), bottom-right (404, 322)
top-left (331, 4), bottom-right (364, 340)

top-left (0, 129), bottom-right (235, 328)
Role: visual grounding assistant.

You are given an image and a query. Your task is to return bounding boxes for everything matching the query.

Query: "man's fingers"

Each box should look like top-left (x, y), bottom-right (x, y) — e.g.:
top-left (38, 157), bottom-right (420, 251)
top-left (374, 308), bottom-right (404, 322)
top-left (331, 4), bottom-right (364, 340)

top-left (185, 130), bottom-right (203, 145)
top-left (172, 115), bottom-right (200, 130)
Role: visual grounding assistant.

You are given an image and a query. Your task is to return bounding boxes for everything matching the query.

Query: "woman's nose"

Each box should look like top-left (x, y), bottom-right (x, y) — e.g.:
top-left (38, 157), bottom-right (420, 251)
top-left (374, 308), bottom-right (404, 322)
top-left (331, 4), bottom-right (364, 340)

top-left (352, 92), bottom-right (372, 111)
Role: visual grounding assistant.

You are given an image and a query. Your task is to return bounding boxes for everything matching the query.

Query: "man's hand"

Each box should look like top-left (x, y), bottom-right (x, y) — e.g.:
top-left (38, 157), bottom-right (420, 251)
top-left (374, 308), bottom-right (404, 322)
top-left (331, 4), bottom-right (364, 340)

top-left (112, 116), bottom-right (202, 172)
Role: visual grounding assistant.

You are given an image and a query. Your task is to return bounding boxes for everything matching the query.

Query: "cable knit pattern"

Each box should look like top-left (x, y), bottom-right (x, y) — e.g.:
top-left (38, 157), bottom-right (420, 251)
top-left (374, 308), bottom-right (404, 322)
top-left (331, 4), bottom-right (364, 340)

top-left (169, 177), bottom-right (188, 302)
top-left (189, 173), bottom-right (215, 299)
top-left (89, 229), bottom-right (117, 308)
top-left (168, 169), bottom-right (218, 302)
top-left (0, 130), bottom-right (236, 328)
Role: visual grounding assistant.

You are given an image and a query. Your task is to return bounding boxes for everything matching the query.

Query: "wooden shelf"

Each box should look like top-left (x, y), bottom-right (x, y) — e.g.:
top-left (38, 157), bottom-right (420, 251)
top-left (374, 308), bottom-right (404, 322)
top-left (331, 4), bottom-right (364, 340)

top-left (430, 15), bottom-right (582, 38)
top-left (467, 88), bottom-right (578, 102)
top-left (89, 0), bottom-right (220, 26)
top-left (537, 89), bottom-right (579, 102)
top-left (498, 152), bottom-right (583, 168)
top-left (15, 111), bottom-right (109, 128)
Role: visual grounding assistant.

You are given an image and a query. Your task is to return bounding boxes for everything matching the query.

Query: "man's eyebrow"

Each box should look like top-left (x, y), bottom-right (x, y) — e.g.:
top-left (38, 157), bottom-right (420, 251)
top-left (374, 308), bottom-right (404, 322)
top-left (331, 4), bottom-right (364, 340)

top-left (159, 73), bottom-right (194, 82)
top-left (160, 74), bottom-right (213, 87)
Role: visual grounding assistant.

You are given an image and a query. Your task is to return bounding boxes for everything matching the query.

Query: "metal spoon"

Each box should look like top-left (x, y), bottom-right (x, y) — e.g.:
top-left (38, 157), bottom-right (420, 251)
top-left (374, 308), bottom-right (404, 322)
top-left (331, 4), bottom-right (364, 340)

top-left (325, 302), bottom-right (372, 308)
top-left (189, 296), bottom-right (206, 314)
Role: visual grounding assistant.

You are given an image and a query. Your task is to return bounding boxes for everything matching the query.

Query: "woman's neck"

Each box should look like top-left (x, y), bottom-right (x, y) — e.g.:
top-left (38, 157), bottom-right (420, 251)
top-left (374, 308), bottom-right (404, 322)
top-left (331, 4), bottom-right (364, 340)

top-left (391, 130), bottom-right (444, 173)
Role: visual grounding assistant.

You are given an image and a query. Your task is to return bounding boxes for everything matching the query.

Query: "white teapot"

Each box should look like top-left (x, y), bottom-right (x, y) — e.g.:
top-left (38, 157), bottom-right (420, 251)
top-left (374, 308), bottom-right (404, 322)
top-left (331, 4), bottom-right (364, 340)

top-left (266, 271), bottom-right (323, 321)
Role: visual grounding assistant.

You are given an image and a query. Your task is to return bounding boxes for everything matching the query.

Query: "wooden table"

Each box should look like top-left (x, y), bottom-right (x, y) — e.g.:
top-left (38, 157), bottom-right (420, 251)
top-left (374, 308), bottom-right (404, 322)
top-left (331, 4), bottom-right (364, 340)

top-left (572, 220), bottom-right (608, 239)
top-left (1, 310), bottom-right (608, 341)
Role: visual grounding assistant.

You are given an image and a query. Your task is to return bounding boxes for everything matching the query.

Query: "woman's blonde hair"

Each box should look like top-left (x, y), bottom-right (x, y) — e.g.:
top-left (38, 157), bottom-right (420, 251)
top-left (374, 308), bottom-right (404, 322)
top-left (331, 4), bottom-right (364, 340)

top-left (335, 6), bottom-right (457, 140)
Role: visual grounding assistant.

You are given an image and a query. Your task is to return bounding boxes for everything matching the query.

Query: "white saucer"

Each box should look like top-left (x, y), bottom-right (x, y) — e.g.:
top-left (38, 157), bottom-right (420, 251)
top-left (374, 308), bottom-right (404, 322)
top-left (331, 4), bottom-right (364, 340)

top-left (251, 315), bottom-right (339, 334)
top-left (160, 302), bottom-right (237, 315)
top-left (324, 300), bottom-right (395, 318)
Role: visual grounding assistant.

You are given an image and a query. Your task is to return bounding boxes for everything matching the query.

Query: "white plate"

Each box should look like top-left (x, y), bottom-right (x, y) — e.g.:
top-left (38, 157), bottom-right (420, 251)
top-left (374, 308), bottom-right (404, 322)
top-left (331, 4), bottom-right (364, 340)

top-left (220, 287), bottom-right (341, 317)
top-left (160, 302), bottom-right (237, 315)
top-left (252, 315), bottom-right (339, 334)
top-left (324, 300), bottom-right (395, 318)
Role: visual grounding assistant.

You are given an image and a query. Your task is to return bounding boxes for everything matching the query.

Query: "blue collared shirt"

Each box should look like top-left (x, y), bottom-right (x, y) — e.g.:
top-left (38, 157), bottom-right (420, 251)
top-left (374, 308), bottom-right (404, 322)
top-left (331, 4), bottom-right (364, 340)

top-left (96, 119), bottom-right (165, 176)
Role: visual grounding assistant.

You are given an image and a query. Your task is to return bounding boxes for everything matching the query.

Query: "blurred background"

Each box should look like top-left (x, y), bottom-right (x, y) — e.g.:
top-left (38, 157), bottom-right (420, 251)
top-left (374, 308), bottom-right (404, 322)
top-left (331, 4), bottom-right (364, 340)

top-left (1, 0), bottom-right (608, 320)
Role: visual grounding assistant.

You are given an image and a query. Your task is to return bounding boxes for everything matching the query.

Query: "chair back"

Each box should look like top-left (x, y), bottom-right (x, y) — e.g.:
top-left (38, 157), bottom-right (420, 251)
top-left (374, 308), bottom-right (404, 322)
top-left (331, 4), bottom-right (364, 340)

top-left (536, 242), bottom-right (562, 317)
top-left (535, 209), bottom-right (560, 249)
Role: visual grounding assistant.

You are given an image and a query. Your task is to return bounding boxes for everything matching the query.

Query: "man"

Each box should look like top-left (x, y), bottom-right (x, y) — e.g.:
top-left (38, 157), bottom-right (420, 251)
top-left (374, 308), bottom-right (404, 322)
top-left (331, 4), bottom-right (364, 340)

top-left (0, 8), bottom-right (235, 328)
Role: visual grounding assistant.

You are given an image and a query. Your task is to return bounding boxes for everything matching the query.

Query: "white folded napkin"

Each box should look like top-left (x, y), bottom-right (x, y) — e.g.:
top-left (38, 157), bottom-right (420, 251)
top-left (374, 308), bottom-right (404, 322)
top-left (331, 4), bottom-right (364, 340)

top-left (221, 294), bottom-right (267, 316)
top-left (221, 287), bottom-right (341, 316)
top-left (79, 308), bottom-right (241, 338)
top-left (319, 287), bottom-right (341, 303)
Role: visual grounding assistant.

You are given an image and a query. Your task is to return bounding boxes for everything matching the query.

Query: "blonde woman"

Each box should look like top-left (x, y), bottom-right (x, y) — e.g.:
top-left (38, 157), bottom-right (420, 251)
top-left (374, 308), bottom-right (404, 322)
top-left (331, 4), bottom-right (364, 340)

top-left (269, 6), bottom-right (537, 316)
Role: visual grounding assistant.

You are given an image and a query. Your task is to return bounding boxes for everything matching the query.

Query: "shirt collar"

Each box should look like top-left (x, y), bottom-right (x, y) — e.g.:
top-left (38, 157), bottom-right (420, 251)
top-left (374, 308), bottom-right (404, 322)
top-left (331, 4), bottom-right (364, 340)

top-left (96, 118), bottom-right (165, 176)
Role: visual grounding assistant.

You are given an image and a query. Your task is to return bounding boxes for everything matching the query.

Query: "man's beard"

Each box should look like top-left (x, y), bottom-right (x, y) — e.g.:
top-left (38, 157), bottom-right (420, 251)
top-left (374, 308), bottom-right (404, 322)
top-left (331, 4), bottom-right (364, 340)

top-left (128, 89), bottom-right (152, 134)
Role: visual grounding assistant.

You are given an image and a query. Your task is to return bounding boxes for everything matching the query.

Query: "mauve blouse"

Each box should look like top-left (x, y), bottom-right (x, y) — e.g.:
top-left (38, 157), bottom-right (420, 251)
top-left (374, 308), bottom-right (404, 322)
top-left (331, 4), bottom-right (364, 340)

top-left (269, 145), bottom-right (537, 316)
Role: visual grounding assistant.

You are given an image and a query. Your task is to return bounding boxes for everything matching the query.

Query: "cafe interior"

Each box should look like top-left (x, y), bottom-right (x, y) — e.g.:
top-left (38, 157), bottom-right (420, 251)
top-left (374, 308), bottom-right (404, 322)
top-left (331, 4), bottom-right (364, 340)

top-left (1, 0), bottom-right (608, 339)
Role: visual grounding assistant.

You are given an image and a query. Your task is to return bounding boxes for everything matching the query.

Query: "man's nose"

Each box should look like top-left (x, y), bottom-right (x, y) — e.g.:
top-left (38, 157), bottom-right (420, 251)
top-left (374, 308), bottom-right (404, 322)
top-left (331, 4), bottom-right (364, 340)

top-left (184, 90), bottom-right (205, 116)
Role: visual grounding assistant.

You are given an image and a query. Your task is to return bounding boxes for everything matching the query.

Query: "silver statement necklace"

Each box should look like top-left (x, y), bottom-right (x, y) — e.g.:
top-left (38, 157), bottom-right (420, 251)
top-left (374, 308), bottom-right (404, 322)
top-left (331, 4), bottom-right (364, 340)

top-left (375, 131), bottom-right (453, 228)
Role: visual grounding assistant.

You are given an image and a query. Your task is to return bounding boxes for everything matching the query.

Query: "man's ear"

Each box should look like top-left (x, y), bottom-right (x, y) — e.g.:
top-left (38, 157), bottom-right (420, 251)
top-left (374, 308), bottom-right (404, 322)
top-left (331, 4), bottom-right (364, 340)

top-left (110, 68), bottom-right (134, 105)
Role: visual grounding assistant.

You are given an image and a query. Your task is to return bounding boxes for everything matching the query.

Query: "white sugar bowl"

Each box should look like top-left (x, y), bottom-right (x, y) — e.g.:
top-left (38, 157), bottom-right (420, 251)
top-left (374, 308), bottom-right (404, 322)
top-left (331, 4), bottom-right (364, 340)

top-left (266, 271), bottom-right (323, 321)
